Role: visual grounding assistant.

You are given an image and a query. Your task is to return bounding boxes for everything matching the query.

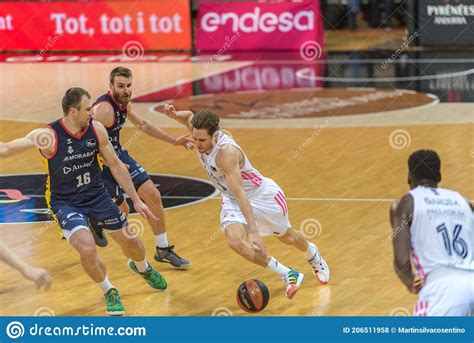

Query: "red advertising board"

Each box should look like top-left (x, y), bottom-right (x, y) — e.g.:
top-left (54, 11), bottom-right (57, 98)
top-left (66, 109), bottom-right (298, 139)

top-left (0, 1), bottom-right (191, 51)
top-left (196, 1), bottom-right (324, 51)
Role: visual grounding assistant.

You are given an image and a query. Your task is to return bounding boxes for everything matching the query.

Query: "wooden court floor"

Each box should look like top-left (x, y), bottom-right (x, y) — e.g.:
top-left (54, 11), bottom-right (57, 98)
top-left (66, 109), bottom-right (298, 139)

top-left (0, 62), bottom-right (472, 316)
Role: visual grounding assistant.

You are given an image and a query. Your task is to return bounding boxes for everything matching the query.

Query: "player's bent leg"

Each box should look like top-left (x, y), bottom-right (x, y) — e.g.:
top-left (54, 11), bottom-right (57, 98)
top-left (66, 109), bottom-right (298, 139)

top-left (224, 223), bottom-right (304, 299)
top-left (109, 227), bottom-right (167, 291)
top-left (68, 228), bottom-right (124, 316)
top-left (278, 228), bottom-right (330, 284)
top-left (138, 180), bottom-right (190, 269)
top-left (278, 228), bottom-right (308, 251)
top-left (69, 228), bottom-right (106, 282)
top-left (224, 223), bottom-right (269, 267)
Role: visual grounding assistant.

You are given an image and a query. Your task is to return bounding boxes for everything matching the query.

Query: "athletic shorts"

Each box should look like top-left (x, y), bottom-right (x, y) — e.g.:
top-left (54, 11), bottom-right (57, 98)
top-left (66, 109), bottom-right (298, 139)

top-left (50, 187), bottom-right (127, 241)
top-left (101, 149), bottom-right (150, 205)
top-left (220, 178), bottom-right (291, 237)
top-left (413, 268), bottom-right (474, 316)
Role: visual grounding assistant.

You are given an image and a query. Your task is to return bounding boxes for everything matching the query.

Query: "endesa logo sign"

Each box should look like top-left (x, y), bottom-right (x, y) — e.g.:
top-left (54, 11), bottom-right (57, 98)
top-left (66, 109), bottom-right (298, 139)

top-left (196, 1), bottom-right (324, 51)
top-left (201, 7), bottom-right (314, 33)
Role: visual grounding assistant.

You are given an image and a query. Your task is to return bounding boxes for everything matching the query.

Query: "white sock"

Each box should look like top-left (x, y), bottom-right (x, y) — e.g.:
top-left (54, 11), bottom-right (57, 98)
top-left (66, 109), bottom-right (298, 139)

top-left (134, 259), bottom-right (150, 273)
top-left (305, 242), bottom-right (320, 260)
top-left (155, 233), bottom-right (169, 248)
top-left (267, 256), bottom-right (291, 277)
top-left (96, 276), bottom-right (114, 294)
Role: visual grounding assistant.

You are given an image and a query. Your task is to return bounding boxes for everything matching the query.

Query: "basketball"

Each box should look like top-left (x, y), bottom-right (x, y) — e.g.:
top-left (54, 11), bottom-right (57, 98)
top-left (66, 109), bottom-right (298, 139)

top-left (236, 279), bottom-right (270, 313)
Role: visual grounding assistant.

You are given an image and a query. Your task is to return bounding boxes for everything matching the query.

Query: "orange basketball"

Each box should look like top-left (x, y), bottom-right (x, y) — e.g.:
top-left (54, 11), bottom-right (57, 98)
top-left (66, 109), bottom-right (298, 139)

top-left (236, 279), bottom-right (270, 313)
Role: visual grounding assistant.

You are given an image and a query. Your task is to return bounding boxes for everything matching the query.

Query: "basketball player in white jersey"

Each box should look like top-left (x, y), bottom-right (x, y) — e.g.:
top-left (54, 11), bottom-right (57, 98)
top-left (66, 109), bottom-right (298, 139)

top-left (391, 149), bottom-right (473, 316)
top-left (162, 108), bottom-right (329, 298)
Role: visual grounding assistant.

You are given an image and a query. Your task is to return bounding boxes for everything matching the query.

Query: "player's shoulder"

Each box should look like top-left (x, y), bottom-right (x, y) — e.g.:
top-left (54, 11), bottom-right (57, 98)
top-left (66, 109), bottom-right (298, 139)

top-left (391, 192), bottom-right (414, 214)
top-left (92, 97), bottom-right (114, 111)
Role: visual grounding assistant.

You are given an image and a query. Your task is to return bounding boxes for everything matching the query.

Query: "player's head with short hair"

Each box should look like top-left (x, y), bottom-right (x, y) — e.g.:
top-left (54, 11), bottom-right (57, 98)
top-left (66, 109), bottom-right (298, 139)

top-left (191, 111), bottom-right (221, 154)
top-left (110, 66), bottom-right (132, 84)
top-left (109, 67), bottom-right (133, 105)
top-left (407, 149), bottom-right (441, 188)
top-left (192, 111), bottom-right (220, 136)
top-left (62, 87), bottom-right (91, 115)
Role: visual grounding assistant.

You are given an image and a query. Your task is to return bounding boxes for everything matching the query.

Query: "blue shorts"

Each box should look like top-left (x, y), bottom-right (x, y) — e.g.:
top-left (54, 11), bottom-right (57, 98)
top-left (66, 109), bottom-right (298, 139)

top-left (50, 188), bottom-right (127, 240)
top-left (101, 150), bottom-right (150, 205)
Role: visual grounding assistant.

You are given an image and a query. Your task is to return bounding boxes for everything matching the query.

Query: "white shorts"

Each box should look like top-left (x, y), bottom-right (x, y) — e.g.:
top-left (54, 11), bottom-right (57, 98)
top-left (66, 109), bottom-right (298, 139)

top-left (220, 178), bottom-right (291, 237)
top-left (413, 268), bottom-right (474, 316)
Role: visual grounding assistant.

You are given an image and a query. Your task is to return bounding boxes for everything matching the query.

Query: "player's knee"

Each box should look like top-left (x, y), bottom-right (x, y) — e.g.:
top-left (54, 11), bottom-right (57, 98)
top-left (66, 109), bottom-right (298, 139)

top-left (151, 188), bottom-right (162, 202)
top-left (122, 235), bottom-right (141, 250)
top-left (78, 242), bottom-right (97, 260)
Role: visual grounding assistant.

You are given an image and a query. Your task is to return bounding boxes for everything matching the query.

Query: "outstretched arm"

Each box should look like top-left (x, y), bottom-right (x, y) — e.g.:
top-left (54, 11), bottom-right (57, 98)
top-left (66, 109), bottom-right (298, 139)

top-left (390, 194), bottom-right (422, 293)
top-left (218, 145), bottom-right (268, 256)
top-left (0, 128), bottom-right (56, 158)
top-left (128, 103), bottom-right (193, 149)
top-left (157, 103), bottom-right (194, 133)
top-left (93, 120), bottom-right (156, 221)
top-left (0, 240), bottom-right (51, 290)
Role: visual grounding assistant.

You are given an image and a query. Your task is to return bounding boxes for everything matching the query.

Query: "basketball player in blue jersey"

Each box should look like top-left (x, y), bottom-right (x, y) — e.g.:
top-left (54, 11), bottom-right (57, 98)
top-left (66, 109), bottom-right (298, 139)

top-left (391, 150), bottom-right (473, 316)
top-left (92, 67), bottom-right (191, 269)
top-left (0, 88), bottom-right (168, 316)
top-left (164, 108), bottom-right (330, 299)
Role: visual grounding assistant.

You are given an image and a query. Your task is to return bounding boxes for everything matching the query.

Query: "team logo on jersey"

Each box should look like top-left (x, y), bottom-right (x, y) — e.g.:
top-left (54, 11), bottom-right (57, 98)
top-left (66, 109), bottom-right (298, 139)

top-left (0, 173), bottom-right (217, 224)
top-left (66, 138), bottom-right (72, 144)
top-left (67, 146), bottom-right (74, 154)
top-left (86, 139), bottom-right (96, 147)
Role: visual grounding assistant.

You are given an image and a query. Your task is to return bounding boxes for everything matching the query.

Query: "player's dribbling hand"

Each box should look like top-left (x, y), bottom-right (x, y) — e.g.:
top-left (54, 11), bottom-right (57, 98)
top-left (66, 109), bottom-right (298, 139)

top-left (250, 231), bottom-right (268, 257)
top-left (22, 266), bottom-right (52, 290)
top-left (133, 199), bottom-right (157, 221)
top-left (174, 134), bottom-right (194, 150)
top-left (156, 103), bottom-right (177, 119)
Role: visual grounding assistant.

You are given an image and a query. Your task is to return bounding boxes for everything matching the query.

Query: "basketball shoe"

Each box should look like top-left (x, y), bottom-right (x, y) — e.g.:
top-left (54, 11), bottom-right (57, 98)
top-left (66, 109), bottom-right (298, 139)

top-left (128, 260), bottom-right (167, 291)
top-left (307, 243), bottom-right (330, 284)
top-left (154, 245), bottom-right (190, 269)
top-left (104, 288), bottom-right (125, 316)
top-left (283, 270), bottom-right (304, 299)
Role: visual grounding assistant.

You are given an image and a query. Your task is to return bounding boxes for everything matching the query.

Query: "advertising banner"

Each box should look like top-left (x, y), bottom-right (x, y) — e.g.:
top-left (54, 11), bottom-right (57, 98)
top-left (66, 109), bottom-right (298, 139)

top-left (196, 1), bottom-right (324, 51)
top-left (417, 0), bottom-right (474, 46)
top-left (0, 1), bottom-right (191, 51)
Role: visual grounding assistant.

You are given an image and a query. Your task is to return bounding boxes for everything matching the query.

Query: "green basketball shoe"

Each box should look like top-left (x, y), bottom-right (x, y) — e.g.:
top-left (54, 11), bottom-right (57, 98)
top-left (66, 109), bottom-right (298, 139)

top-left (128, 260), bottom-right (167, 291)
top-left (104, 288), bottom-right (125, 316)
